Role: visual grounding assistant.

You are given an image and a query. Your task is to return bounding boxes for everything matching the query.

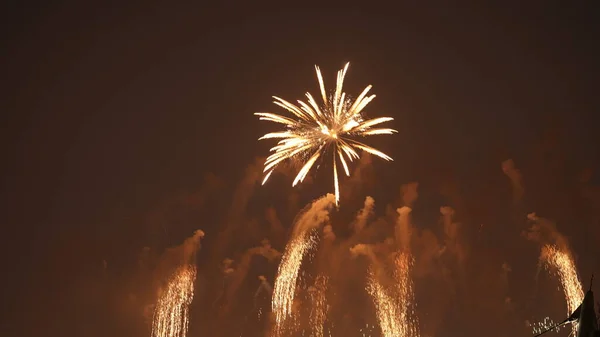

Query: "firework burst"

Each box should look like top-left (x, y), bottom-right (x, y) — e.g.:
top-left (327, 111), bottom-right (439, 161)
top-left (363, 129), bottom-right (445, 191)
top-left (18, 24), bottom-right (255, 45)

top-left (256, 63), bottom-right (396, 204)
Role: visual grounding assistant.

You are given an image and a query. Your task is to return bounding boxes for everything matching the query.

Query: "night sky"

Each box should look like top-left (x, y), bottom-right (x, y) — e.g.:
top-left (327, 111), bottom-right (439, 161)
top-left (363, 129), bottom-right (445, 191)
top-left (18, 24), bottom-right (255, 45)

top-left (2, 3), bottom-right (599, 337)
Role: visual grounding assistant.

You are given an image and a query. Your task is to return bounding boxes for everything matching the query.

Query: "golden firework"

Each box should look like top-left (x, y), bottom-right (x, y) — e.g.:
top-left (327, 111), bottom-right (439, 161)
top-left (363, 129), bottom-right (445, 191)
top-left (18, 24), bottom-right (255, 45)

top-left (256, 63), bottom-right (396, 204)
top-left (393, 252), bottom-right (420, 337)
top-left (309, 275), bottom-right (329, 337)
top-left (367, 270), bottom-right (402, 337)
top-left (152, 265), bottom-right (197, 337)
top-left (540, 244), bottom-right (584, 334)
top-left (366, 252), bottom-right (420, 337)
top-left (271, 231), bottom-right (318, 335)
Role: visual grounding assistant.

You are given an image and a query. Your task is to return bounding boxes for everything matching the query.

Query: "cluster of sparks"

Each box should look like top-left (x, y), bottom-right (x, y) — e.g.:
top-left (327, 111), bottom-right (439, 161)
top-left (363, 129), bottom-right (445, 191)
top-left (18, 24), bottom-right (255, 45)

top-left (539, 244), bottom-right (584, 335)
top-left (529, 317), bottom-right (562, 335)
top-left (152, 265), bottom-right (197, 337)
top-left (309, 275), bottom-right (329, 337)
top-left (256, 63), bottom-right (396, 204)
top-left (367, 252), bottom-right (420, 337)
top-left (393, 252), bottom-right (420, 337)
top-left (271, 230), bottom-right (318, 335)
top-left (540, 245), bottom-right (584, 315)
top-left (367, 271), bottom-right (403, 337)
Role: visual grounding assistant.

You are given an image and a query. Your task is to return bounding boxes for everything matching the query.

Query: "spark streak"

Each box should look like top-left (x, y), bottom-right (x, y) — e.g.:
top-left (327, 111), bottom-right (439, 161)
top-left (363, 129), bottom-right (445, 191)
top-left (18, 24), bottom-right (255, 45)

top-left (309, 275), bottom-right (329, 337)
top-left (540, 245), bottom-right (583, 315)
top-left (539, 244), bottom-right (584, 335)
top-left (271, 194), bottom-right (336, 336)
top-left (256, 63), bottom-right (396, 204)
top-left (152, 265), bottom-right (197, 337)
top-left (366, 252), bottom-right (419, 337)
top-left (272, 230), bottom-right (318, 336)
top-left (367, 271), bottom-right (402, 337)
top-left (393, 252), bottom-right (420, 337)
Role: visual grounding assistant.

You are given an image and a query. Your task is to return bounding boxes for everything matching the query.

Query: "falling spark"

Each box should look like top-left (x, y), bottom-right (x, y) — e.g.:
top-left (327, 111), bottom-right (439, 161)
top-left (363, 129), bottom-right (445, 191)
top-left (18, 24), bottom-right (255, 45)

top-left (528, 317), bottom-right (562, 335)
top-left (272, 230), bottom-right (318, 335)
top-left (152, 265), bottom-right (197, 337)
top-left (540, 244), bottom-right (584, 335)
top-left (309, 275), bottom-right (329, 337)
top-left (366, 252), bottom-right (419, 337)
top-left (256, 63), bottom-right (396, 204)
top-left (540, 245), bottom-right (584, 315)
top-left (393, 252), bottom-right (420, 337)
top-left (367, 270), bottom-right (402, 337)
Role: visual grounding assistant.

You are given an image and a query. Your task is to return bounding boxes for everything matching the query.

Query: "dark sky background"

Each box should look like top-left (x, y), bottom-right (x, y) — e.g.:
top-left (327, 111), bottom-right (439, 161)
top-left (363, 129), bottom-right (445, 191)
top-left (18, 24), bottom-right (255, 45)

top-left (1, 3), bottom-right (599, 337)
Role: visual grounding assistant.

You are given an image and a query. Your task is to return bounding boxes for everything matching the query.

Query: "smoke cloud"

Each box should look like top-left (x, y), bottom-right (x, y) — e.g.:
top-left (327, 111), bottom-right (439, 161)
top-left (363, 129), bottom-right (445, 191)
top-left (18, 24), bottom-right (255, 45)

top-left (502, 159), bottom-right (524, 202)
top-left (212, 158), bottom-right (264, 262)
top-left (153, 229), bottom-right (205, 291)
top-left (220, 239), bottom-right (281, 315)
top-left (396, 206), bottom-right (413, 251)
top-left (524, 212), bottom-right (570, 252)
top-left (401, 182), bottom-right (419, 208)
top-left (352, 196), bottom-right (375, 233)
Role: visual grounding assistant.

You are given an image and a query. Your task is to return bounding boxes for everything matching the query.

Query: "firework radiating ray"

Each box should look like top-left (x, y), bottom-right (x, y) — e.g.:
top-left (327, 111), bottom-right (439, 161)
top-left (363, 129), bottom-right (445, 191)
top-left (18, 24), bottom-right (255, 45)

top-left (256, 63), bottom-right (396, 204)
top-left (152, 265), bottom-right (197, 337)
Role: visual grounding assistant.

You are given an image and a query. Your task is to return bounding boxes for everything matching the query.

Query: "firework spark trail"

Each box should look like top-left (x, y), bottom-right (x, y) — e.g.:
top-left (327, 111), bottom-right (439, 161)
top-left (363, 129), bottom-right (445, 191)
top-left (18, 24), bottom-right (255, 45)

top-left (272, 230), bottom-right (318, 334)
top-left (540, 244), bottom-right (584, 335)
top-left (367, 269), bottom-right (402, 337)
top-left (309, 275), bottom-right (329, 337)
top-left (360, 247), bottom-right (419, 336)
top-left (393, 252), bottom-right (420, 337)
top-left (528, 317), bottom-right (563, 335)
top-left (540, 245), bottom-right (584, 315)
top-left (272, 194), bottom-right (336, 336)
top-left (152, 265), bottom-right (197, 337)
top-left (256, 63), bottom-right (396, 205)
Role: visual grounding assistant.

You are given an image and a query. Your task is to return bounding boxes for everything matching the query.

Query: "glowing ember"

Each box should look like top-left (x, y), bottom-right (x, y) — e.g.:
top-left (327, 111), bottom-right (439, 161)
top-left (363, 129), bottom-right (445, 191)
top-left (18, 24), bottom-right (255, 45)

top-left (152, 265), bottom-right (197, 337)
top-left (256, 63), bottom-right (396, 204)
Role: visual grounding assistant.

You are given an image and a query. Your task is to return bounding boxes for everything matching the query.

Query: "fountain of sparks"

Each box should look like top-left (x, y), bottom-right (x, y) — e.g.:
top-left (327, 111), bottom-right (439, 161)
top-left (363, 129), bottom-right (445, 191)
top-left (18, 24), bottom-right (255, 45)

top-left (393, 252), bottom-right (420, 337)
top-left (308, 275), bottom-right (329, 337)
top-left (272, 230), bottom-right (319, 335)
top-left (271, 194), bottom-right (336, 336)
top-left (539, 244), bottom-right (584, 335)
top-left (365, 252), bottom-right (420, 337)
top-left (152, 264), bottom-right (197, 337)
top-left (367, 270), bottom-right (402, 337)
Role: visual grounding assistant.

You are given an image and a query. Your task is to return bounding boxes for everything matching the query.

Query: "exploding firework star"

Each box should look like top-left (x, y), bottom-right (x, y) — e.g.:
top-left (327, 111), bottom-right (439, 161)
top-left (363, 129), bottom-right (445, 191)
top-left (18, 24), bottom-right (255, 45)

top-left (256, 62), bottom-right (396, 204)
